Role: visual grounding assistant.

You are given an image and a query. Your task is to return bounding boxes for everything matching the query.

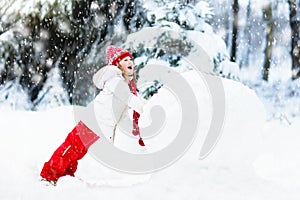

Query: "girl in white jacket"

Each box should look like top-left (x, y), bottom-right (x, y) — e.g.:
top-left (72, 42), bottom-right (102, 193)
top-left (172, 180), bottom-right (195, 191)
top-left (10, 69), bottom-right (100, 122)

top-left (40, 45), bottom-right (147, 185)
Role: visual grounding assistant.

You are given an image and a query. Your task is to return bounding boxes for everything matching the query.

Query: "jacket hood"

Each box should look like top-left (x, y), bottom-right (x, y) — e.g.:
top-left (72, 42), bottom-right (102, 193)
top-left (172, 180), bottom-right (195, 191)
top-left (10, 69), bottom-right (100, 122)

top-left (93, 65), bottom-right (123, 89)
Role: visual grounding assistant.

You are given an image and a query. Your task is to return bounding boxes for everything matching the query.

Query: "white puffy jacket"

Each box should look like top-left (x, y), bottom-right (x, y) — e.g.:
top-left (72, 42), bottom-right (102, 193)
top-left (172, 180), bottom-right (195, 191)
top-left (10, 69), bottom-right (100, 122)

top-left (88, 65), bottom-right (146, 147)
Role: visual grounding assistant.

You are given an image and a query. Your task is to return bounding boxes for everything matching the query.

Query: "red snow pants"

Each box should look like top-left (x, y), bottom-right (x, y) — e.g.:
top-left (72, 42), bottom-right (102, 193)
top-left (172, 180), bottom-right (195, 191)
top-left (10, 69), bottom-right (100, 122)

top-left (40, 121), bottom-right (99, 182)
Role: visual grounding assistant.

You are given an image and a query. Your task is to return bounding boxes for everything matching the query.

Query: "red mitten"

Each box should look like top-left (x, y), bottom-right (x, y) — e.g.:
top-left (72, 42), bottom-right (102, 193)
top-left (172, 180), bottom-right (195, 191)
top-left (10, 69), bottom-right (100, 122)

top-left (138, 137), bottom-right (145, 146)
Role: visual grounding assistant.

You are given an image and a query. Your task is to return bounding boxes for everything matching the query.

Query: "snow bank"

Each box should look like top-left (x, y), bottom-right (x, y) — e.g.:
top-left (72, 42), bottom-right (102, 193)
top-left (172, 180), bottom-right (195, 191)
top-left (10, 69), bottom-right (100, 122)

top-left (181, 71), bottom-right (266, 169)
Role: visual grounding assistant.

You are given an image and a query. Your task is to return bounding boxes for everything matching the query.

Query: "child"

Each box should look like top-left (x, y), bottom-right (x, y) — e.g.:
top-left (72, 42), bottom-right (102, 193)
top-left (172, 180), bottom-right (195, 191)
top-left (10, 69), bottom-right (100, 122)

top-left (40, 45), bottom-right (147, 185)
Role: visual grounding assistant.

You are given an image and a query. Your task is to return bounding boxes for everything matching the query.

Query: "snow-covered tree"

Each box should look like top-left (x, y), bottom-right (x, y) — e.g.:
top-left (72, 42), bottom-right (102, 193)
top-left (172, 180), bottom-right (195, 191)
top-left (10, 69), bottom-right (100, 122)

top-left (0, 79), bottom-right (32, 110)
top-left (32, 64), bottom-right (70, 110)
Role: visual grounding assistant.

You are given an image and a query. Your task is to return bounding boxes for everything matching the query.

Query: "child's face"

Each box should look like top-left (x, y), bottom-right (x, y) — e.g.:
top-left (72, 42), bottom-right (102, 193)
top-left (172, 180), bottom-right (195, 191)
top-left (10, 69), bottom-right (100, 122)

top-left (119, 56), bottom-right (134, 76)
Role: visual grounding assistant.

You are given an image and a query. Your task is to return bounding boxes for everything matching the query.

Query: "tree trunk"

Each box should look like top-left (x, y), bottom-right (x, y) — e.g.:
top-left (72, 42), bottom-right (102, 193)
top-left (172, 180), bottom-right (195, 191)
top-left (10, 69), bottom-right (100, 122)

top-left (288, 0), bottom-right (300, 80)
top-left (230, 0), bottom-right (239, 62)
top-left (262, 4), bottom-right (273, 81)
top-left (241, 0), bottom-right (252, 68)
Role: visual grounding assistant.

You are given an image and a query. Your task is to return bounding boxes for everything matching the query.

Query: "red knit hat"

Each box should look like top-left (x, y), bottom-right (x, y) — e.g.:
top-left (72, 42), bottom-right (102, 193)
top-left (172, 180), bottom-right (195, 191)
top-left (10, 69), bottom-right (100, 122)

top-left (106, 45), bottom-right (132, 66)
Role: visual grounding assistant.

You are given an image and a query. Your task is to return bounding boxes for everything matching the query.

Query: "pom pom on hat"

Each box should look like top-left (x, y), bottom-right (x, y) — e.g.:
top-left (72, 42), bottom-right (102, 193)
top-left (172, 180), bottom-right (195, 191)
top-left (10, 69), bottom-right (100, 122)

top-left (106, 45), bottom-right (132, 66)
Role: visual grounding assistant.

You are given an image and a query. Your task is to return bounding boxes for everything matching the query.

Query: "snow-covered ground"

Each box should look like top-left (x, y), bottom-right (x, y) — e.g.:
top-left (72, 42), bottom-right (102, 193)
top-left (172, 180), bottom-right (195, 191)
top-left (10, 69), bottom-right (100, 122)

top-left (1, 70), bottom-right (300, 200)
